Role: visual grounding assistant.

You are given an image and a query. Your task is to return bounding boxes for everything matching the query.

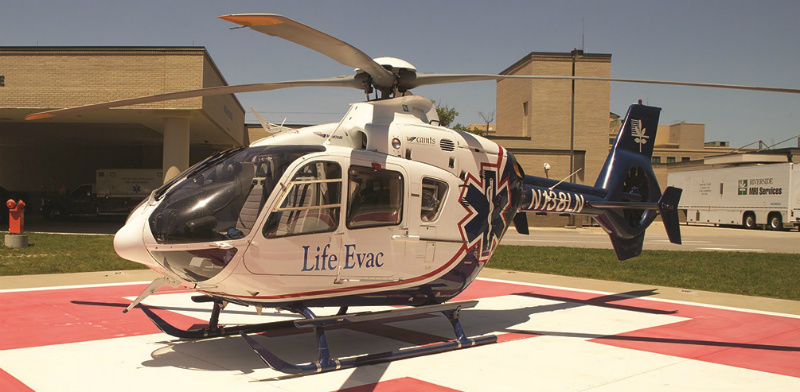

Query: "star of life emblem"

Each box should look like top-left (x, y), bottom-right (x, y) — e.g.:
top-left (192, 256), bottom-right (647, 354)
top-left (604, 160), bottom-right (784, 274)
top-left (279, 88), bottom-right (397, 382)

top-left (458, 152), bottom-right (512, 263)
top-left (631, 119), bottom-right (648, 152)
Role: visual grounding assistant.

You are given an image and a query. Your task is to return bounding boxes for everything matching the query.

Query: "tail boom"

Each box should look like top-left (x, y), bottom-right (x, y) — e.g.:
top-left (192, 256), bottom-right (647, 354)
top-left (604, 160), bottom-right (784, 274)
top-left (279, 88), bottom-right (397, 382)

top-left (514, 103), bottom-right (682, 260)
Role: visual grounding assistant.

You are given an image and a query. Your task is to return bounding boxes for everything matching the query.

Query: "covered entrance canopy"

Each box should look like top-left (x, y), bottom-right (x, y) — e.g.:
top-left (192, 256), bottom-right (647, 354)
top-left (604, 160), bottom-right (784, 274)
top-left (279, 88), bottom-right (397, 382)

top-left (0, 47), bottom-right (246, 193)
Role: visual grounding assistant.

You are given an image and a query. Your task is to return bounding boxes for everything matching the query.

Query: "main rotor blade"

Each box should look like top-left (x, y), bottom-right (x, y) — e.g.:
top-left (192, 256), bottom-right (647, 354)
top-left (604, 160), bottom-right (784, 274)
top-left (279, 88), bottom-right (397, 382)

top-left (25, 76), bottom-right (360, 120)
top-left (408, 73), bottom-right (800, 94)
top-left (220, 14), bottom-right (396, 89)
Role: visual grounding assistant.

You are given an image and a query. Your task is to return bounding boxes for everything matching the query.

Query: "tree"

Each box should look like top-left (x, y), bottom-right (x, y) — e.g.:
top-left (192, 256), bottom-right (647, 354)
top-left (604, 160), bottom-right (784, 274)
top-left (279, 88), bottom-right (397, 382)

top-left (478, 111), bottom-right (495, 136)
top-left (453, 123), bottom-right (486, 136)
top-left (433, 100), bottom-right (459, 128)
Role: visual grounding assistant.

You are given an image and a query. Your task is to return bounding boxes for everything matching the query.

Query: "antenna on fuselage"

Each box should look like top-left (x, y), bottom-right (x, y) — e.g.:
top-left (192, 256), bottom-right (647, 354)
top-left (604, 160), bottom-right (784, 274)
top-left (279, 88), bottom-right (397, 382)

top-left (251, 107), bottom-right (292, 135)
top-left (323, 104), bottom-right (357, 146)
top-left (549, 168), bottom-right (583, 191)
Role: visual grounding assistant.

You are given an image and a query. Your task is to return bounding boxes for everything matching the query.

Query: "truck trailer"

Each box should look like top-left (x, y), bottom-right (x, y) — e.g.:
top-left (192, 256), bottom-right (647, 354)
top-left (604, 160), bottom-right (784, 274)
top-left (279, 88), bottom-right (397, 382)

top-left (667, 162), bottom-right (800, 230)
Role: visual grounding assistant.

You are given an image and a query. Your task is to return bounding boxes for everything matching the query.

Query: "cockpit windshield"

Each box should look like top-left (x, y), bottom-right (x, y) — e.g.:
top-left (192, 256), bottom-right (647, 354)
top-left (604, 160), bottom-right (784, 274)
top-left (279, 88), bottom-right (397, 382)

top-left (149, 145), bottom-right (325, 244)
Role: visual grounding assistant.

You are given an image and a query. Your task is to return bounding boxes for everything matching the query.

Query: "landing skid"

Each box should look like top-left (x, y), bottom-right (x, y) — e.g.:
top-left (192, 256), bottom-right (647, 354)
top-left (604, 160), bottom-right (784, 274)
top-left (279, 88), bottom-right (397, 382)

top-left (138, 299), bottom-right (496, 375)
top-left (140, 302), bottom-right (297, 339)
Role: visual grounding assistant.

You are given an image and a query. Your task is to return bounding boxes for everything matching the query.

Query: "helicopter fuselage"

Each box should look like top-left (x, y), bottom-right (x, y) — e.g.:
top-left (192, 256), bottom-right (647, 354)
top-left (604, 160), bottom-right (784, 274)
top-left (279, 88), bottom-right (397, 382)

top-left (114, 95), bottom-right (523, 308)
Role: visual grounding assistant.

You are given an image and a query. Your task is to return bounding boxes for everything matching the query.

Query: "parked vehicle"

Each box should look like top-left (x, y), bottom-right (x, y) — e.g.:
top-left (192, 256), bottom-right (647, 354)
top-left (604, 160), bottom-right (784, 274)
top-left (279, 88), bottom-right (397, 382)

top-left (41, 169), bottom-right (162, 219)
top-left (667, 162), bottom-right (800, 230)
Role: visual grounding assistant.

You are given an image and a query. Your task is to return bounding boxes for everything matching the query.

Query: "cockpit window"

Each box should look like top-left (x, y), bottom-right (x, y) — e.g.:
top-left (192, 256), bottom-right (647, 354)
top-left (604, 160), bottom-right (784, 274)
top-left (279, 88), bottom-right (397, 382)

top-left (263, 161), bottom-right (342, 238)
top-left (149, 145), bottom-right (324, 244)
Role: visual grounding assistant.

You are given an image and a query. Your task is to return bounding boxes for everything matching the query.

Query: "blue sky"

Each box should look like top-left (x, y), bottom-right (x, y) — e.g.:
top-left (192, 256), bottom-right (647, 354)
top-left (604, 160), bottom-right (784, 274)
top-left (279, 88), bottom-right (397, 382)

top-left (2, 0), bottom-right (799, 148)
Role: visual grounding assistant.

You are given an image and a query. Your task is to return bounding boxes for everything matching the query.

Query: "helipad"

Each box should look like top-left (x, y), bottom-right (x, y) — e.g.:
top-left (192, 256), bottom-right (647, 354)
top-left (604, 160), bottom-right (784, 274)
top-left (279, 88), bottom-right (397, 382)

top-left (1, 273), bottom-right (798, 391)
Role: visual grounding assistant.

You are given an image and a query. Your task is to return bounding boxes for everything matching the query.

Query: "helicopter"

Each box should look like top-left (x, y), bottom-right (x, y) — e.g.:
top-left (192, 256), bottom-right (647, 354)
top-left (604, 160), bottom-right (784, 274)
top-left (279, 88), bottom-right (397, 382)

top-left (25, 13), bottom-right (800, 375)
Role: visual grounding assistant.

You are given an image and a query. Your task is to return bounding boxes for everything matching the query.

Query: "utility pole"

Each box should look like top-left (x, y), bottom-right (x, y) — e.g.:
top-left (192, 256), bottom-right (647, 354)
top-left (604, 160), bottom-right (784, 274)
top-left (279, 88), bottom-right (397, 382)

top-left (568, 48), bottom-right (583, 227)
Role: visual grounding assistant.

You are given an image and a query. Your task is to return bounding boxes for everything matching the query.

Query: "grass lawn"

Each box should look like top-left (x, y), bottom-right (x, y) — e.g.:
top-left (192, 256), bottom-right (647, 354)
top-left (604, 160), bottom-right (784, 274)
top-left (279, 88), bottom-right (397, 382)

top-left (2, 233), bottom-right (798, 301)
top-left (490, 245), bottom-right (800, 301)
top-left (0, 232), bottom-right (145, 276)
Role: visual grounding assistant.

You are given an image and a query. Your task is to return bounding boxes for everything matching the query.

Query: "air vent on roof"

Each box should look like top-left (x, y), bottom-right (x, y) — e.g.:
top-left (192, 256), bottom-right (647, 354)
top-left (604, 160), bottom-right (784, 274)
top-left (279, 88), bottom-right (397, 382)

top-left (440, 138), bottom-right (455, 152)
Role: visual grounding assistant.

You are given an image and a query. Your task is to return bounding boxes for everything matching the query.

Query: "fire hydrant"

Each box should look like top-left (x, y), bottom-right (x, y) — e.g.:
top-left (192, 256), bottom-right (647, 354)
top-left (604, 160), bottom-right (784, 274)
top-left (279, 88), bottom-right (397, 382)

top-left (7, 199), bottom-right (25, 233)
top-left (5, 199), bottom-right (28, 248)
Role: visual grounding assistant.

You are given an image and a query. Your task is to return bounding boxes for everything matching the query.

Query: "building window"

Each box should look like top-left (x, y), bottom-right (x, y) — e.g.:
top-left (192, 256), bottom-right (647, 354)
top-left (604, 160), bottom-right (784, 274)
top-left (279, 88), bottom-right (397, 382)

top-left (666, 157), bottom-right (676, 163)
top-left (609, 137), bottom-right (616, 145)
top-left (651, 156), bottom-right (661, 164)
top-left (347, 166), bottom-right (404, 229)
top-left (682, 157), bottom-right (691, 162)
top-left (263, 161), bottom-right (342, 238)
top-left (522, 101), bottom-right (529, 137)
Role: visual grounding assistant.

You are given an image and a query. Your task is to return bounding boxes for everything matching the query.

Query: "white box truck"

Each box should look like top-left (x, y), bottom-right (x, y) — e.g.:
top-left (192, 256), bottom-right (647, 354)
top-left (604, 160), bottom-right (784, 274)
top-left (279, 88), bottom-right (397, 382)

top-left (95, 169), bottom-right (163, 198)
top-left (667, 162), bottom-right (800, 230)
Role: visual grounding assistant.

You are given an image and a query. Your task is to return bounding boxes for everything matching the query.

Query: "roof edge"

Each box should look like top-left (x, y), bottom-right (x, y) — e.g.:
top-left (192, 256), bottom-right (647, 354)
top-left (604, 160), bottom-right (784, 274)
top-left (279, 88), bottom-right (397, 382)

top-left (0, 46), bottom-right (207, 52)
top-left (500, 51), bottom-right (612, 75)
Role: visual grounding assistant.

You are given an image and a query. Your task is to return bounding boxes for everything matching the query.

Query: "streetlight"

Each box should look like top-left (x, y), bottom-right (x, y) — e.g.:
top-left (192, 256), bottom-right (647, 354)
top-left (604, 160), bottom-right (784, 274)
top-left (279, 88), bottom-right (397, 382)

top-left (568, 48), bottom-right (583, 227)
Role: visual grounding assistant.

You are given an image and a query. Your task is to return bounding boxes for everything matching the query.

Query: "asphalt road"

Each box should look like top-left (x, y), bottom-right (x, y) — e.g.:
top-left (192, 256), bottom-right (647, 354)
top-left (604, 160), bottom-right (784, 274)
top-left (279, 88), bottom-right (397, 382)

top-left (501, 222), bottom-right (800, 254)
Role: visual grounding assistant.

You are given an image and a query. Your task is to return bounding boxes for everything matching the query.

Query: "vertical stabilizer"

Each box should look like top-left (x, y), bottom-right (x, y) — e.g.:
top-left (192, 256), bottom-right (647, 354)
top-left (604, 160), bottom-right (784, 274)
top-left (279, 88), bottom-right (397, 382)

top-left (594, 104), bottom-right (666, 260)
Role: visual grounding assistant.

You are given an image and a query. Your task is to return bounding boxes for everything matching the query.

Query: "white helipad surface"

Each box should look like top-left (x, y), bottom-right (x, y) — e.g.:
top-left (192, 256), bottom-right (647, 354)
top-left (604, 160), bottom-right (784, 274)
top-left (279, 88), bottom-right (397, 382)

top-left (1, 277), bottom-right (798, 391)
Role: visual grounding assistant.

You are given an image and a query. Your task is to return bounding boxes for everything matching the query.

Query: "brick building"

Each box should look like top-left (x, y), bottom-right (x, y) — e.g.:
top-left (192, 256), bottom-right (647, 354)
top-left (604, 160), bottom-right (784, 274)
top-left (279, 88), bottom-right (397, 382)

top-left (0, 47), bottom-right (245, 201)
top-left (494, 51), bottom-right (612, 226)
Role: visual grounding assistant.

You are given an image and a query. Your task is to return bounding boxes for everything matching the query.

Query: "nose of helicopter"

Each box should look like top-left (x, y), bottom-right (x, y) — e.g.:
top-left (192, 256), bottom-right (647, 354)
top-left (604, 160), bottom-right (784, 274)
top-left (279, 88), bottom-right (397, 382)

top-left (114, 208), bottom-right (159, 268)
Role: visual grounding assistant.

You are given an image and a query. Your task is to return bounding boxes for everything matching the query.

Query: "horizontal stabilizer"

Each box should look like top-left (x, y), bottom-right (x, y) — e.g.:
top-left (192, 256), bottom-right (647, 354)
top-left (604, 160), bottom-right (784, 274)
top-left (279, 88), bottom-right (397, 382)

top-left (513, 212), bottom-right (529, 235)
top-left (658, 186), bottom-right (682, 245)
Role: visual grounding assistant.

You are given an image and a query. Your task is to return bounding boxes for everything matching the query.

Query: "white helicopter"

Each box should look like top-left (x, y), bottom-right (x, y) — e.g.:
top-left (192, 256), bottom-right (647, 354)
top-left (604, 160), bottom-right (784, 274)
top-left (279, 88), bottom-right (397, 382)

top-left (27, 14), bottom-right (800, 375)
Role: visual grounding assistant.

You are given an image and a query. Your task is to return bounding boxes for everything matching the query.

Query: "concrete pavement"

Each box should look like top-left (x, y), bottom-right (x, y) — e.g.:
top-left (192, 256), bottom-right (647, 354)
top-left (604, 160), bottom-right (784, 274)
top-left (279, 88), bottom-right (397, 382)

top-left (2, 268), bottom-right (798, 392)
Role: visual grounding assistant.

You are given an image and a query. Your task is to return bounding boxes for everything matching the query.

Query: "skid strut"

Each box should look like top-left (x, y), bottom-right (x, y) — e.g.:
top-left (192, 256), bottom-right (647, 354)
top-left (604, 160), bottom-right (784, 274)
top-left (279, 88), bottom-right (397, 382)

top-left (240, 300), bottom-right (496, 375)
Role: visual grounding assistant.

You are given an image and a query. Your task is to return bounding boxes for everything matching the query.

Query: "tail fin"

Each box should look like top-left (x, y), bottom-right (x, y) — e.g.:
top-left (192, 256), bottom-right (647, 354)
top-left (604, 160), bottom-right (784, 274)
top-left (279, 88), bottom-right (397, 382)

top-left (593, 103), bottom-right (680, 259)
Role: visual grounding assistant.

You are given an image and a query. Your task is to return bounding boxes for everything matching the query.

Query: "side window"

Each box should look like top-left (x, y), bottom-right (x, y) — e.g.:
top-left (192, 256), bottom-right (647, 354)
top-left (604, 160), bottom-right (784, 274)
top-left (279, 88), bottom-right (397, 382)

top-left (421, 178), bottom-right (448, 222)
top-left (347, 166), bottom-right (403, 229)
top-left (71, 184), bottom-right (93, 199)
top-left (263, 161), bottom-right (342, 238)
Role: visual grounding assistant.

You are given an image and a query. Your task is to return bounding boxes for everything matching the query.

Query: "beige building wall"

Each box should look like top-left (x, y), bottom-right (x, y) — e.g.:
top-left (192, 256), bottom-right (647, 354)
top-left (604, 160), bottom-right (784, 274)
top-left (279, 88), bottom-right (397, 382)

top-left (653, 122), bottom-right (705, 151)
top-left (497, 52), bottom-right (611, 183)
top-left (1, 48), bottom-right (203, 110)
top-left (201, 55), bottom-right (247, 144)
top-left (495, 52), bottom-right (611, 226)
